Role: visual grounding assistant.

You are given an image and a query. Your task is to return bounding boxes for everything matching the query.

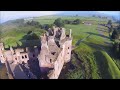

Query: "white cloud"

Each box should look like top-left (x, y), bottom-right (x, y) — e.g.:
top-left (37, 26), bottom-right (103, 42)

top-left (0, 11), bottom-right (63, 23)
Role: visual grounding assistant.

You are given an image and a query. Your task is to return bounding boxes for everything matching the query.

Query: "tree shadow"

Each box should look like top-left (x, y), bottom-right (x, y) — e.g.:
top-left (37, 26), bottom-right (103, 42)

top-left (75, 34), bottom-right (91, 46)
top-left (85, 32), bottom-right (109, 39)
top-left (11, 31), bottom-right (42, 79)
top-left (19, 31), bottom-right (41, 48)
top-left (13, 65), bottom-right (29, 79)
top-left (83, 41), bottom-right (112, 52)
top-left (27, 59), bottom-right (41, 79)
top-left (98, 29), bottom-right (108, 33)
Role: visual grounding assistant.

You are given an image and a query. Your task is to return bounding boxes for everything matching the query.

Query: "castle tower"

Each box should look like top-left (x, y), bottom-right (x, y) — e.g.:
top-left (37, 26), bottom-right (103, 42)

top-left (0, 43), bottom-right (6, 63)
top-left (40, 34), bottom-right (48, 49)
top-left (0, 43), bottom-right (4, 52)
top-left (38, 34), bottom-right (53, 73)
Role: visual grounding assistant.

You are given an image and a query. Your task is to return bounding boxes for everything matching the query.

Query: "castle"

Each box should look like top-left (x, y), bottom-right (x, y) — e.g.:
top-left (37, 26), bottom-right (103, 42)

top-left (0, 26), bottom-right (72, 79)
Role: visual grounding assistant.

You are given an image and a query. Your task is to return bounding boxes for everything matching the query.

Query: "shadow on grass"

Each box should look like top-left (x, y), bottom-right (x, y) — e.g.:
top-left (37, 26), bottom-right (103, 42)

top-left (83, 42), bottom-right (111, 52)
top-left (19, 31), bottom-right (41, 48)
top-left (85, 32), bottom-right (109, 39)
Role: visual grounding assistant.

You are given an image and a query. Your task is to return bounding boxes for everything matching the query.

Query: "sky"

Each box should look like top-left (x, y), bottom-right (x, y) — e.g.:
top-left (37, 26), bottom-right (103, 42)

top-left (0, 11), bottom-right (63, 23)
top-left (0, 11), bottom-right (120, 23)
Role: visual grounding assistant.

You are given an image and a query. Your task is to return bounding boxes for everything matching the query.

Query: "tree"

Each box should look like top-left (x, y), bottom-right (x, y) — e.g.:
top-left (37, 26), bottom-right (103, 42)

top-left (26, 31), bottom-right (39, 40)
top-left (73, 19), bottom-right (81, 25)
top-left (107, 20), bottom-right (113, 36)
top-left (117, 24), bottom-right (120, 30)
top-left (111, 29), bottom-right (119, 39)
top-left (54, 18), bottom-right (64, 27)
top-left (107, 20), bottom-right (112, 26)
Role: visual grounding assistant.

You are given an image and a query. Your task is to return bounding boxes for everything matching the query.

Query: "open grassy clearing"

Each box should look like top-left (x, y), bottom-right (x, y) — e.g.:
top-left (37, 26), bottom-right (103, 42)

top-left (1, 26), bottom-right (45, 48)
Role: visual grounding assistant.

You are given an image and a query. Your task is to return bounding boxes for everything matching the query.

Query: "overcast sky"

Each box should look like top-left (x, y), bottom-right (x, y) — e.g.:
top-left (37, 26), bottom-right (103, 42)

top-left (0, 11), bottom-right (120, 23)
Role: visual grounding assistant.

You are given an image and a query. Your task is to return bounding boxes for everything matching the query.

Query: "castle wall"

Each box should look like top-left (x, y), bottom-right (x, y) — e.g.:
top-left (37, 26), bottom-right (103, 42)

top-left (63, 39), bottom-right (72, 63)
top-left (0, 43), bottom-right (5, 63)
top-left (48, 45), bottom-right (65, 79)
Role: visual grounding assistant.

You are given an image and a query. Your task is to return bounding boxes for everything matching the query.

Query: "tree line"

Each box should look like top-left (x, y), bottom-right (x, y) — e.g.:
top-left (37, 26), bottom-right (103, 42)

top-left (25, 18), bottom-right (81, 29)
top-left (107, 20), bottom-right (120, 57)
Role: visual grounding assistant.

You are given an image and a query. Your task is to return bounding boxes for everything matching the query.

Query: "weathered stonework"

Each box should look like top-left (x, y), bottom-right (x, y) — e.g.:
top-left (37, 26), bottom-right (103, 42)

top-left (0, 26), bottom-right (72, 79)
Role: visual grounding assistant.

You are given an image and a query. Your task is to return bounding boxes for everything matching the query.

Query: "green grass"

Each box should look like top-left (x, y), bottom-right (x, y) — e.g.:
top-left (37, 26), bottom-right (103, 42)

top-left (100, 51), bottom-right (120, 79)
top-left (1, 26), bottom-right (45, 48)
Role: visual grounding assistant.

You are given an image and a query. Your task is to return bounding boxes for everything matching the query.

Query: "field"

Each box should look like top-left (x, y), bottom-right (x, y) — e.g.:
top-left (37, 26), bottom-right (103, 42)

top-left (0, 16), bottom-right (120, 79)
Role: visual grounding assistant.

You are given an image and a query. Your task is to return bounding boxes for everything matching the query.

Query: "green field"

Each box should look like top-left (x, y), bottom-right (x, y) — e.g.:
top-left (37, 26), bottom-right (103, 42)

top-left (1, 16), bottom-right (120, 79)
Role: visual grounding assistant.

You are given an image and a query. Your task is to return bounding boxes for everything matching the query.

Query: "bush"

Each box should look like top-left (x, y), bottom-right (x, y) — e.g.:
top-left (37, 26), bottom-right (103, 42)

top-left (72, 19), bottom-right (81, 25)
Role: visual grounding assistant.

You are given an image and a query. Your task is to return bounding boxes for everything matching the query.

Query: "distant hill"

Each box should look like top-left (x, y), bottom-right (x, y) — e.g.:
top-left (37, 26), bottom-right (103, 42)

top-left (56, 11), bottom-right (110, 17)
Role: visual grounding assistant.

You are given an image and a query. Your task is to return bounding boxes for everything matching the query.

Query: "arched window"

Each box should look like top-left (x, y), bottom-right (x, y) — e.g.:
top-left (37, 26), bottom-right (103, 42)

top-left (68, 52), bottom-right (69, 54)
top-left (22, 56), bottom-right (24, 59)
top-left (68, 47), bottom-right (69, 49)
top-left (15, 58), bottom-right (17, 60)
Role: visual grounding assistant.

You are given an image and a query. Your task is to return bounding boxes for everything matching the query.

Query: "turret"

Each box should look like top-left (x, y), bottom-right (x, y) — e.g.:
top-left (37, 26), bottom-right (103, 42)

top-left (60, 28), bottom-right (66, 40)
top-left (69, 29), bottom-right (72, 38)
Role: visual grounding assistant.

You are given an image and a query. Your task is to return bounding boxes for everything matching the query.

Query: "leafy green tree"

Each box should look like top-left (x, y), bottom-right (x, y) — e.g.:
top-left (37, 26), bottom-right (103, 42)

top-left (111, 29), bottom-right (119, 39)
top-left (54, 18), bottom-right (64, 27)
top-left (73, 19), bottom-right (81, 25)
top-left (107, 20), bottom-right (113, 36)
top-left (107, 20), bottom-right (112, 25)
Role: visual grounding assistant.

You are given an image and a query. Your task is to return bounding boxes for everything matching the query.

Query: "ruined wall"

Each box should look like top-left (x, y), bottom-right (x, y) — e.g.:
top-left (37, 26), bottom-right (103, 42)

top-left (0, 43), bottom-right (5, 63)
top-left (47, 39), bottom-right (72, 79)
top-left (63, 39), bottom-right (72, 63)
top-left (48, 45), bottom-right (65, 79)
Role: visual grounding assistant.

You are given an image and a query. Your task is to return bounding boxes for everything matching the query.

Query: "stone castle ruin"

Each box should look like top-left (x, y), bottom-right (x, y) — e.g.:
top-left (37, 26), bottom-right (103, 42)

top-left (0, 26), bottom-right (72, 79)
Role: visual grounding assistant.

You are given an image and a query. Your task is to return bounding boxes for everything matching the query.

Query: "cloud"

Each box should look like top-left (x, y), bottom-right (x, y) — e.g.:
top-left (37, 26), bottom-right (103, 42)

top-left (0, 11), bottom-right (63, 23)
